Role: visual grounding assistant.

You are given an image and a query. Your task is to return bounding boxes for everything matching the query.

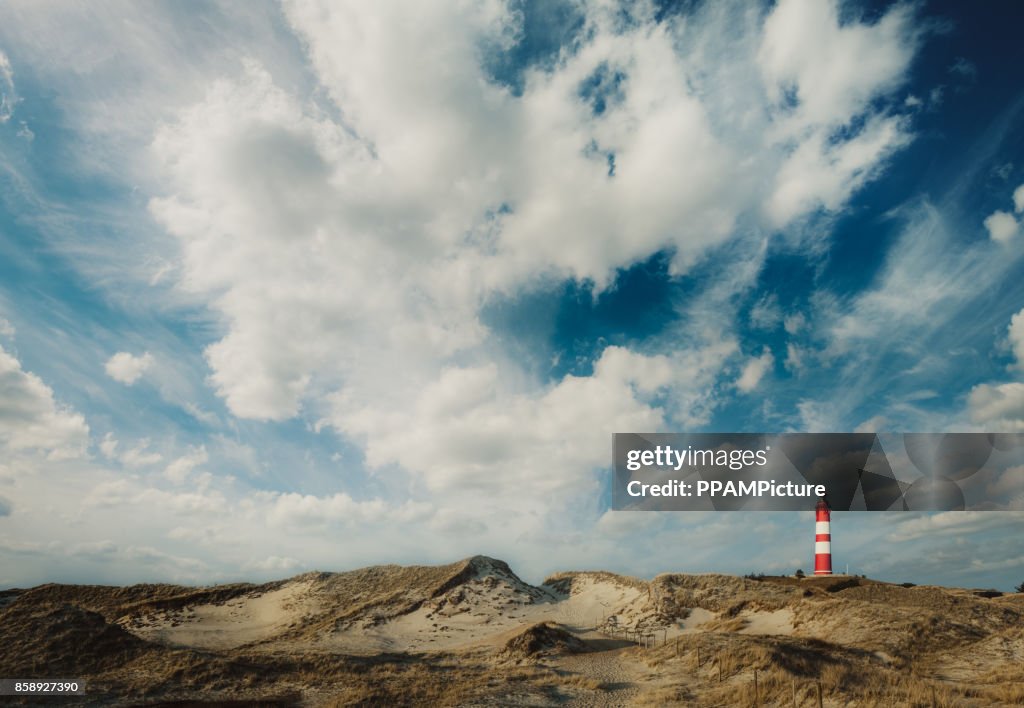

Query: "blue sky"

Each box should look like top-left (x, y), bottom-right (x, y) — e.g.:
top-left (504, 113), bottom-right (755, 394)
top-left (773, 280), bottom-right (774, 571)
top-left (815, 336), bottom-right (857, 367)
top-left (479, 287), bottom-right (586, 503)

top-left (1, 0), bottom-right (1024, 590)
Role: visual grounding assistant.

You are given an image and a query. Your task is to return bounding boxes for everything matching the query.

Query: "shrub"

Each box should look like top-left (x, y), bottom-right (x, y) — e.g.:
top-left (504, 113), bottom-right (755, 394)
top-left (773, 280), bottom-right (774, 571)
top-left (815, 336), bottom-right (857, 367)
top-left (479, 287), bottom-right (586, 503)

top-left (794, 569), bottom-right (805, 578)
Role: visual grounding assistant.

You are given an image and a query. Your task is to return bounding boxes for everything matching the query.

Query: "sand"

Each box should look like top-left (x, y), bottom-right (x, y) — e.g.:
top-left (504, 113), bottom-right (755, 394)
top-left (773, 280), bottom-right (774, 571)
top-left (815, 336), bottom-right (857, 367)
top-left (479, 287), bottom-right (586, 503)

top-left (121, 578), bottom-right (319, 650)
top-left (11, 558), bottom-right (1020, 705)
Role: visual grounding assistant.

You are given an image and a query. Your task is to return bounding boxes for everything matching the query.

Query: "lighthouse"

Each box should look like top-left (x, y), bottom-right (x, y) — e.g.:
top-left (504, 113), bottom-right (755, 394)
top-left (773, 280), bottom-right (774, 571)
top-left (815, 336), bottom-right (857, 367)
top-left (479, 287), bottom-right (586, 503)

top-left (814, 498), bottom-right (833, 576)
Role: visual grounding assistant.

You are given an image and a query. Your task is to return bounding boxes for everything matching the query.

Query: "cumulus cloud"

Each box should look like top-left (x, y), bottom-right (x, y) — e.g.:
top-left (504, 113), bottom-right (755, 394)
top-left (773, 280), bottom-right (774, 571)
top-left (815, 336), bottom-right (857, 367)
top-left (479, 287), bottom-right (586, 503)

top-left (964, 309), bottom-right (1024, 430)
top-left (968, 382), bottom-right (1024, 431)
top-left (0, 344), bottom-right (89, 458)
top-left (983, 182), bottom-right (1024, 243)
top-left (1010, 308), bottom-right (1024, 369)
top-left (736, 349), bottom-right (774, 392)
top-left (164, 446), bottom-right (208, 485)
top-left (147, 0), bottom-right (922, 466)
top-left (758, 0), bottom-right (918, 131)
top-left (332, 345), bottom-right (725, 499)
top-left (0, 0), bottom-right (944, 584)
top-left (99, 432), bottom-right (118, 459)
top-left (119, 439), bottom-right (163, 468)
top-left (984, 210), bottom-right (1019, 243)
top-left (758, 0), bottom-right (918, 226)
top-left (765, 112), bottom-right (912, 227)
top-left (105, 351), bottom-right (154, 385)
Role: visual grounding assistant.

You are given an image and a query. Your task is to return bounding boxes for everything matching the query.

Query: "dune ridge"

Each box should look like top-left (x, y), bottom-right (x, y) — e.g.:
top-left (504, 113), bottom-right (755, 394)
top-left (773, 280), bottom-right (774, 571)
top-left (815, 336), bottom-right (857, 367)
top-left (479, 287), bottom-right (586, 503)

top-left (1, 556), bottom-right (1022, 705)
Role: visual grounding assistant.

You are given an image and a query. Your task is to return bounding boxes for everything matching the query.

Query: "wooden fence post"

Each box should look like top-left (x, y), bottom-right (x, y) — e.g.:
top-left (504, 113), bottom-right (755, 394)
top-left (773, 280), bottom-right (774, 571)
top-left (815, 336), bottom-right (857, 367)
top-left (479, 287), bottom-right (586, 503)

top-left (754, 669), bottom-right (759, 707)
top-left (816, 680), bottom-right (823, 708)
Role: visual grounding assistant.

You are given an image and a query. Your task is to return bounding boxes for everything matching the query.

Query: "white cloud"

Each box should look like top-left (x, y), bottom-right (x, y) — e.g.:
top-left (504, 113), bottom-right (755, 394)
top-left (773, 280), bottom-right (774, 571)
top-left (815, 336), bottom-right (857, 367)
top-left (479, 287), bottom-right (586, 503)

top-left (758, 0), bottom-right (918, 132)
top-left (1010, 308), bottom-right (1024, 369)
top-left (0, 0), bottom-right (944, 585)
top-left (796, 399), bottom-right (838, 433)
top-left (968, 382), bottom-right (1024, 431)
top-left (828, 203), bottom-right (1019, 353)
top-left (984, 210), bottom-right (1019, 243)
top-left (164, 446), bottom-right (208, 485)
top-left (758, 0), bottom-right (918, 226)
top-left (765, 112), bottom-right (912, 227)
top-left (736, 349), bottom-right (774, 393)
top-left (749, 293), bottom-right (783, 330)
top-left (888, 512), bottom-right (1023, 543)
top-left (248, 490), bottom-right (430, 529)
top-left (784, 342), bottom-right (806, 373)
top-left (331, 345), bottom-right (710, 499)
top-left (854, 415), bottom-right (887, 433)
top-left (964, 310), bottom-right (1024, 430)
top-left (105, 351), bottom-right (153, 385)
top-left (783, 312), bottom-right (805, 335)
top-left (99, 432), bottom-right (118, 459)
top-left (244, 555), bottom-right (302, 574)
top-left (119, 439), bottom-right (163, 468)
top-left (783, 195), bottom-right (1024, 434)
top-left (984, 182), bottom-right (1024, 243)
top-left (142, 0), bottom-right (923, 445)
top-left (0, 344), bottom-right (89, 459)
top-left (0, 50), bottom-right (16, 122)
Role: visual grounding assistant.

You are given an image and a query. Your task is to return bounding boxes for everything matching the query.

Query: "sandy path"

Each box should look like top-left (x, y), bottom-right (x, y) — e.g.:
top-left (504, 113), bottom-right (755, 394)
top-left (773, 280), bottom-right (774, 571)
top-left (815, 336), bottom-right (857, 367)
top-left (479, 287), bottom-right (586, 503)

top-left (553, 633), bottom-right (665, 707)
top-left (559, 648), bottom-right (642, 706)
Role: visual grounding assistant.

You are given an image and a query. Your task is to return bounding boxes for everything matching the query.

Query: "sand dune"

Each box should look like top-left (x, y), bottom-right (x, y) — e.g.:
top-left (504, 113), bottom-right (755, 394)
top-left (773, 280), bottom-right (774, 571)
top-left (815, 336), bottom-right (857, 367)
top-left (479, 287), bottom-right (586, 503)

top-left (1, 556), bottom-right (1022, 706)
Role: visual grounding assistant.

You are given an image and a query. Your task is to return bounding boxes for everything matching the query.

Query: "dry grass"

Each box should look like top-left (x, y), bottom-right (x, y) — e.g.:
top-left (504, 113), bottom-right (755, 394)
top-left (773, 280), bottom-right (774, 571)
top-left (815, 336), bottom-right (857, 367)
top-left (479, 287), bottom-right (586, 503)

top-left (4, 559), bottom-right (1023, 706)
top-left (699, 615), bottom-right (749, 633)
top-left (646, 641), bottom-right (973, 707)
top-left (650, 573), bottom-right (801, 617)
top-left (633, 683), bottom-right (696, 705)
top-left (499, 622), bottom-right (586, 662)
top-left (542, 569), bottom-right (649, 594)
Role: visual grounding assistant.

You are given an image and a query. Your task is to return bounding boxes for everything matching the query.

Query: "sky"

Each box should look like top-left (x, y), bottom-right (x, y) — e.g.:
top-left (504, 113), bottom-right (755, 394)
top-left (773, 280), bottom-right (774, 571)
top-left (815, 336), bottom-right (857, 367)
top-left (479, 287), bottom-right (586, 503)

top-left (1, 0), bottom-right (1024, 591)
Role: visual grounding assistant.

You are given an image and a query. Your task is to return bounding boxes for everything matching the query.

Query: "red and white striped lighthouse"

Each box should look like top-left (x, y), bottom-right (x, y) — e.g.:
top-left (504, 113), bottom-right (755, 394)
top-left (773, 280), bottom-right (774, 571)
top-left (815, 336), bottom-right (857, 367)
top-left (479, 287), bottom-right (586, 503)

top-left (814, 498), bottom-right (833, 576)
